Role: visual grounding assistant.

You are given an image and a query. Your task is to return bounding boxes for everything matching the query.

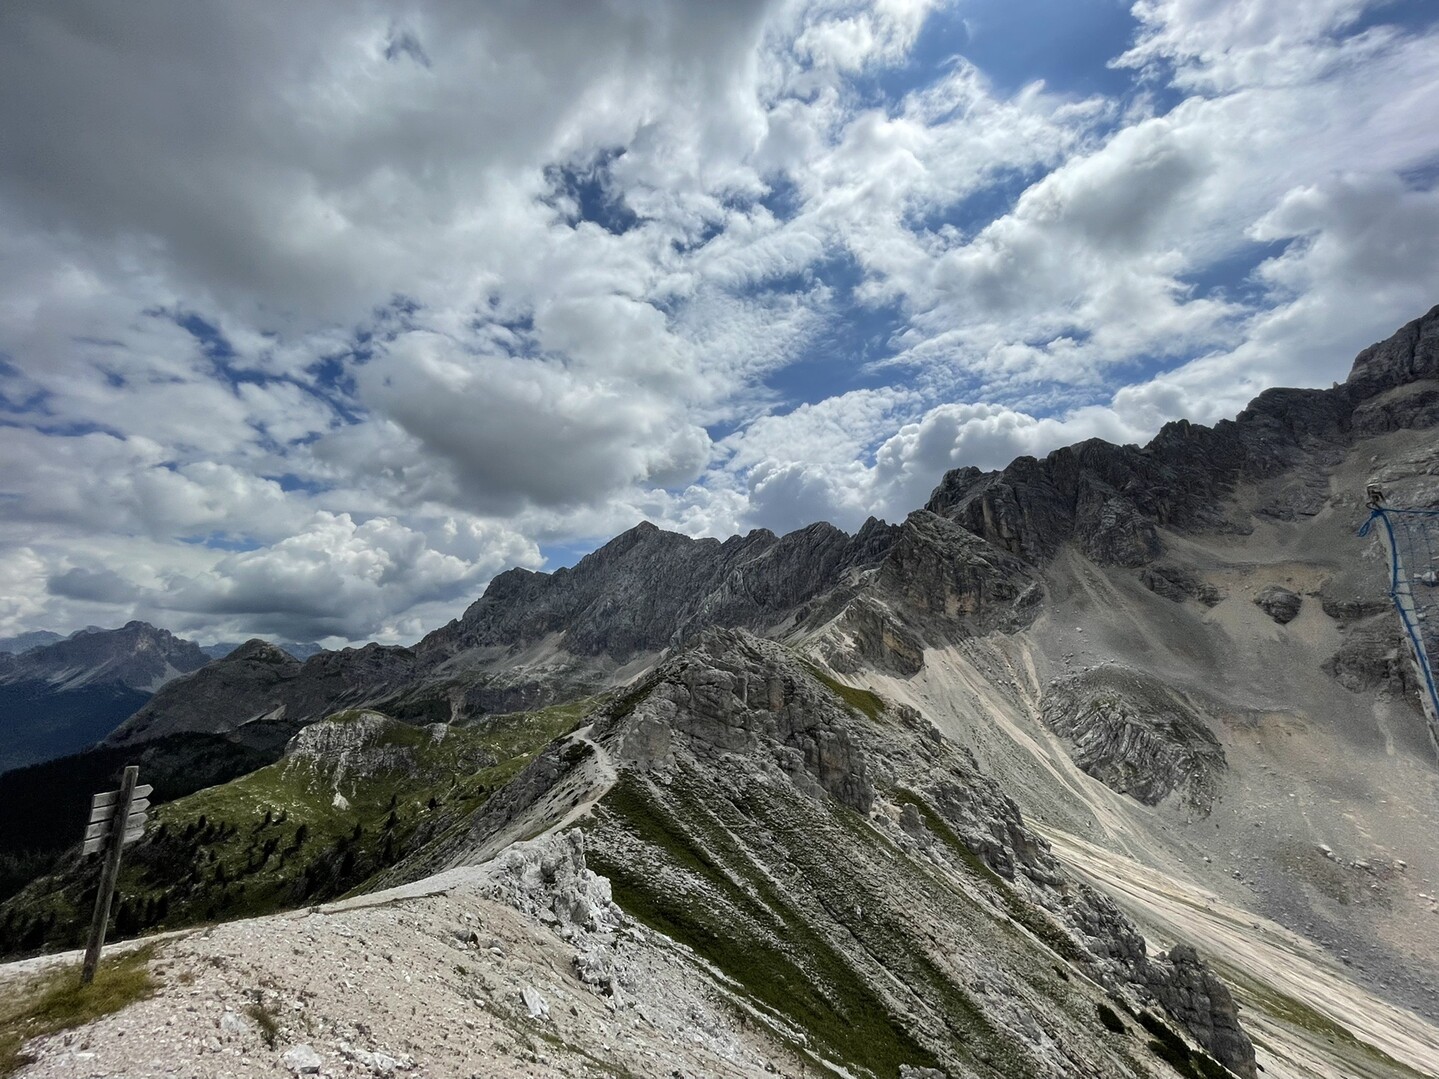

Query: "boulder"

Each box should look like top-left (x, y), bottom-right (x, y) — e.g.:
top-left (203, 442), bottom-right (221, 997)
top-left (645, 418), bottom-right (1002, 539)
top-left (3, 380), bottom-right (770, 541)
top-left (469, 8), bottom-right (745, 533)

top-left (1253, 585), bottom-right (1302, 624)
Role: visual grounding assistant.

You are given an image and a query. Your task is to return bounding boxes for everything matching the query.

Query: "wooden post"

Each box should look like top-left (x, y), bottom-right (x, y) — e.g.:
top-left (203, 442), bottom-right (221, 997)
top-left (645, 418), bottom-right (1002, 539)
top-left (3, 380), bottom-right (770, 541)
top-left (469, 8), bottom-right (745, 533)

top-left (81, 765), bottom-right (138, 985)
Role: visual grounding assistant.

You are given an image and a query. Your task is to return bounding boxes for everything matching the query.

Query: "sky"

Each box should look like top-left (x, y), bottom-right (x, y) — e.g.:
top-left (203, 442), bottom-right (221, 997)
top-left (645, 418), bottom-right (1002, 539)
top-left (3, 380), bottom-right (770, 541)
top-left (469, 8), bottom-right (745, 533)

top-left (1, 0), bottom-right (1438, 647)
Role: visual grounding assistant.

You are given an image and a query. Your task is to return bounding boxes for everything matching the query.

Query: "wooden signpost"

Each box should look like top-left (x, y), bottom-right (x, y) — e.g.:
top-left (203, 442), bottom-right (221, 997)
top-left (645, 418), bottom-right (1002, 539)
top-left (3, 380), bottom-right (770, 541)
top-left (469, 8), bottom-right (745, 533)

top-left (80, 766), bottom-right (150, 984)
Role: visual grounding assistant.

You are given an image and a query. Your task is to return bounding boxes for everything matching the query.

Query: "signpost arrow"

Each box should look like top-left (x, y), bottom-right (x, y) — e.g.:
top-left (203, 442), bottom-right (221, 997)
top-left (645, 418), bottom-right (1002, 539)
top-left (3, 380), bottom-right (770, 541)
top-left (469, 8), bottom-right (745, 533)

top-left (89, 784), bottom-right (151, 812)
top-left (88, 796), bottom-right (149, 825)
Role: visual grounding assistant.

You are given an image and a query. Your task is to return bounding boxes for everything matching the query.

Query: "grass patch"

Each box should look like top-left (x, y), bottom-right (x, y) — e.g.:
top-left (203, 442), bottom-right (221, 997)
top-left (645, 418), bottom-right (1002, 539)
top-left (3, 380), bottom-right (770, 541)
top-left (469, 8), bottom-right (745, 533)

top-left (591, 773), bottom-right (942, 1078)
top-left (800, 662), bottom-right (885, 722)
top-left (589, 769), bottom-right (1047, 1079)
top-left (245, 997), bottom-right (280, 1049)
top-left (0, 945), bottom-right (157, 1076)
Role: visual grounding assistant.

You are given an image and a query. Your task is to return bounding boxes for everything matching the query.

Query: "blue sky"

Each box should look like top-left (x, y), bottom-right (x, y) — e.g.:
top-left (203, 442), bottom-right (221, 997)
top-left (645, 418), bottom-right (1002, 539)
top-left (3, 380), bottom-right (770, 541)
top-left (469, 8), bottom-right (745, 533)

top-left (1, 0), bottom-right (1437, 644)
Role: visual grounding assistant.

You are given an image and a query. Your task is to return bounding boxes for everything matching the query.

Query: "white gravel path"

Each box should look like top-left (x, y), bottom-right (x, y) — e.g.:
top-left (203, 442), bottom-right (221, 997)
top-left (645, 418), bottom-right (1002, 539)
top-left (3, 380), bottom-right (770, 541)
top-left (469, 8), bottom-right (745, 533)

top-left (3, 869), bottom-right (804, 1079)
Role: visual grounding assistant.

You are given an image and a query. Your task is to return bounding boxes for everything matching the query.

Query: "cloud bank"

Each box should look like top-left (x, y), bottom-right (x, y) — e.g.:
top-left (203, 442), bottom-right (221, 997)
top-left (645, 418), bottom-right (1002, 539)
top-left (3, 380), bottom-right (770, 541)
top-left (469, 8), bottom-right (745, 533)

top-left (1, 0), bottom-right (1436, 643)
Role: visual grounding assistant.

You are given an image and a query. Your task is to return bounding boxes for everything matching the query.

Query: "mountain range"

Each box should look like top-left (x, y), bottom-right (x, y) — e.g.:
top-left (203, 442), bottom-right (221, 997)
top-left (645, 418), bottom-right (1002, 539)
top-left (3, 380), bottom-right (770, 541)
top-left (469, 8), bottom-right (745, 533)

top-left (3, 306), bottom-right (1439, 1078)
top-left (0, 629), bottom-right (328, 775)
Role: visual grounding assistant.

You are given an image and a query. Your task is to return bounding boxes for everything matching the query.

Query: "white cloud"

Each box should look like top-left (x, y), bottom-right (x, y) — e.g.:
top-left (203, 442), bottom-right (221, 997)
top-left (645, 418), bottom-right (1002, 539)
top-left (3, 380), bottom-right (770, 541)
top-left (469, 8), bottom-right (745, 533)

top-left (0, 0), bottom-right (1435, 644)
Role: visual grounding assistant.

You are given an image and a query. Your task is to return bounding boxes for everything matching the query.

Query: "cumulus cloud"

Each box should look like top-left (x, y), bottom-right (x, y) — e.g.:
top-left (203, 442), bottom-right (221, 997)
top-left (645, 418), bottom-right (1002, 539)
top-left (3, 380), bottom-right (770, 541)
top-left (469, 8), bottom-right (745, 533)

top-left (0, 0), bottom-right (1435, 643)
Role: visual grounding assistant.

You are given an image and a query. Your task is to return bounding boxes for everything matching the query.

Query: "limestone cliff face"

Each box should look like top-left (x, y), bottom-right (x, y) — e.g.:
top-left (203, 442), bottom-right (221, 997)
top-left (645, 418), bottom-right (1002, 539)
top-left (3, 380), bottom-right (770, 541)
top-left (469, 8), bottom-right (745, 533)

top-left (1040, 667), bottom-right (1227, 818)
top-left (420, 517), bottom-right (900, 663)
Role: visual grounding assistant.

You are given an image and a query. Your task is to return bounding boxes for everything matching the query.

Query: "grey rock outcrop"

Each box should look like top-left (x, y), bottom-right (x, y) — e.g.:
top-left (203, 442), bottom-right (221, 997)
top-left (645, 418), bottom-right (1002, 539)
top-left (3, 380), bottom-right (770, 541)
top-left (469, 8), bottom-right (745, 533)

top-left (1140, 563), bottom-right (1222, 606)
top-left (1254, 584), bottom-right (1303, 624)
top-left (1040, 667), bottom-right (1226, 817)
top-left (925, 306), bottom-right (1439, 568)
top-left (1148, 944), bottom-right (1255, 1079)
top-left (872, 511), bottom-right (1043, 636)
top-left (1323, 617), bottom-right (1419, 698)
top-left (475, 829), bottom-right (623, 937)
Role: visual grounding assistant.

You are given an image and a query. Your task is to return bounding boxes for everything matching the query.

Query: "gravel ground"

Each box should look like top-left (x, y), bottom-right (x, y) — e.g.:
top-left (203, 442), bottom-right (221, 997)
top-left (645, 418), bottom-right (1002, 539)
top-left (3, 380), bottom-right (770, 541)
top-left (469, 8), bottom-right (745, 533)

top-left (5, 861), bottom-right (801, 1079)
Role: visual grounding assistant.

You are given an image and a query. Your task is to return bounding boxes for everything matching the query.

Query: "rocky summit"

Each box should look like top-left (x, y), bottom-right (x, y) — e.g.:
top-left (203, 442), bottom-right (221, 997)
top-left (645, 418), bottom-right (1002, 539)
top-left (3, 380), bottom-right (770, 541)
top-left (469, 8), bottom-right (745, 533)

top-left (3, 307), bottom-right (1439, 1079)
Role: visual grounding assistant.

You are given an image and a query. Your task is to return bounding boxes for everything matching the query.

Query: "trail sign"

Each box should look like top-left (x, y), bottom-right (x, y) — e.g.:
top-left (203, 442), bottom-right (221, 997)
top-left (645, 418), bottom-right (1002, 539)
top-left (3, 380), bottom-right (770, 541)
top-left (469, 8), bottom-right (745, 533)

top-left (81, 766), bottom-right (145, 984)
top-left (82, 784), bottom-right (151, 855)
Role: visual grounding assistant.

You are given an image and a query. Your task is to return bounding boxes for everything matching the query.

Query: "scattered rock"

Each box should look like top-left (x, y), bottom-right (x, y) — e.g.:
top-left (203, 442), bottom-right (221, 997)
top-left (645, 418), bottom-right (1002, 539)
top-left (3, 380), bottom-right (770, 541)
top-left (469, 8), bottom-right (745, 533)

top-left (282, 1043), bottom-right (322, 1074)
top-left (521, 985), bottom-right (549, 1021)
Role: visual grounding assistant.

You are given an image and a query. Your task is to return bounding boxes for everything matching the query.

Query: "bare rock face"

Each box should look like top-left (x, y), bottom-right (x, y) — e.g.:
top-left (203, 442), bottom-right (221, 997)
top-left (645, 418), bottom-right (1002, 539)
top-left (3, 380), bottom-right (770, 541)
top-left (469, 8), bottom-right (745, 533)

top-left (925, 306), bottom-right (1439, 568)
top-left (1343, 303), bottom-right (1439, 400)
top-left (107, 640), bottom-right (419, 747)
top-left (423, 518), bottom-right (899, 664)
top-left (1040, 666), bottom-right (1226, 817)
top-left (873, 510), bottom-right (1043, 635)
top-left (109, 639), bottom-right (301, 745)
top-left (818, 594), bottom-right (926, 676)
top-left (1148, 944), bottom-right (1256, 1079)
top-left (1323, 617), bottom-right (1419, 698)
top-left (1254, 584), bottom-right (1303, 624)
top-left (1140, 563), bottom-right (1222, 606)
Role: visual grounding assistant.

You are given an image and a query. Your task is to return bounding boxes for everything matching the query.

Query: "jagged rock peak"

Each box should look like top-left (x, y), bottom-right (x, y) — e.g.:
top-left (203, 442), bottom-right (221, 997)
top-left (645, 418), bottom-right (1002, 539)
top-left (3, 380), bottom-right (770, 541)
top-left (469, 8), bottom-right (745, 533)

top-left (421, 517), bottom-right (899, 663)
top-left (924, 307), bottom-right (1439, 568)
top-left (1344, 303), bottom-right (1439, 399)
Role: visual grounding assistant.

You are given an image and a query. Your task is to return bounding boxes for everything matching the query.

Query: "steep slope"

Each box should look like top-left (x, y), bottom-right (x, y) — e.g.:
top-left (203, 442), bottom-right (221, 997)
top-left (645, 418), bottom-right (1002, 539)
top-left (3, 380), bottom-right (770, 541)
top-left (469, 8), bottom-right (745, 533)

top-left (397, 629), bottom-right (1257, 1079)
top-left (836, 308), bottom-right (1439, 1041)
top-left (0, 621), bottom-right (210, 772)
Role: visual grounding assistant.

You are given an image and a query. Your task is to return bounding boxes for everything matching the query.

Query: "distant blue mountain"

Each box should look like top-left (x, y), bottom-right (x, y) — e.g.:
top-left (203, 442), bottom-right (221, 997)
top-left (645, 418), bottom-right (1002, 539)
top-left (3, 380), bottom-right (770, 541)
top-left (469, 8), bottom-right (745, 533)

top-left (0, 621), bottom-right (210, 774)
top-left (0, 630), bottom-right (64, 654)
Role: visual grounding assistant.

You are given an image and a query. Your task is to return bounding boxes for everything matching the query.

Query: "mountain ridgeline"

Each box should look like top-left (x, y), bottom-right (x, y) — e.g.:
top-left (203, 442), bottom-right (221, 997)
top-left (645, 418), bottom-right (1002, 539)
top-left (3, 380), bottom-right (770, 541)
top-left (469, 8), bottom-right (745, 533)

top-left (4, 306), bottom-right (1439, 1079)
top-left (0, 621), bottom-right (210, 774)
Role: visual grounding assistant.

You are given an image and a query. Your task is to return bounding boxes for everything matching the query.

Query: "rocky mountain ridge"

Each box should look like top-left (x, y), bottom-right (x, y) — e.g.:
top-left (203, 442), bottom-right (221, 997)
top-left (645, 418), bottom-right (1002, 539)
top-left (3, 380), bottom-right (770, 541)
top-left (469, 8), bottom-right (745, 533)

top-left (0, 620), bottom-right (208, 694)
top-left (103, 307), bottom-right (1439, 759)
top-left (392, 628), bottom-right (1259, 1078)
top-left (925, 305), bottom-right (1439, 569)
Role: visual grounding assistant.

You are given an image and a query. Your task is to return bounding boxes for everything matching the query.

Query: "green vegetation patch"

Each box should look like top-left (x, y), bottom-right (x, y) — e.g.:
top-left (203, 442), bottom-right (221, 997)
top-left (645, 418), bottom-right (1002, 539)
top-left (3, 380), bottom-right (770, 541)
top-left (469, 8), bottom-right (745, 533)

top-left (0, 945), bottom-right (158, 1077)
top-left (800, 661), bottom-right (886, 722)
top-left (591, 773), bottom-right (937, 1077)
top-left (1, 697), bottom-right (597, 957)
